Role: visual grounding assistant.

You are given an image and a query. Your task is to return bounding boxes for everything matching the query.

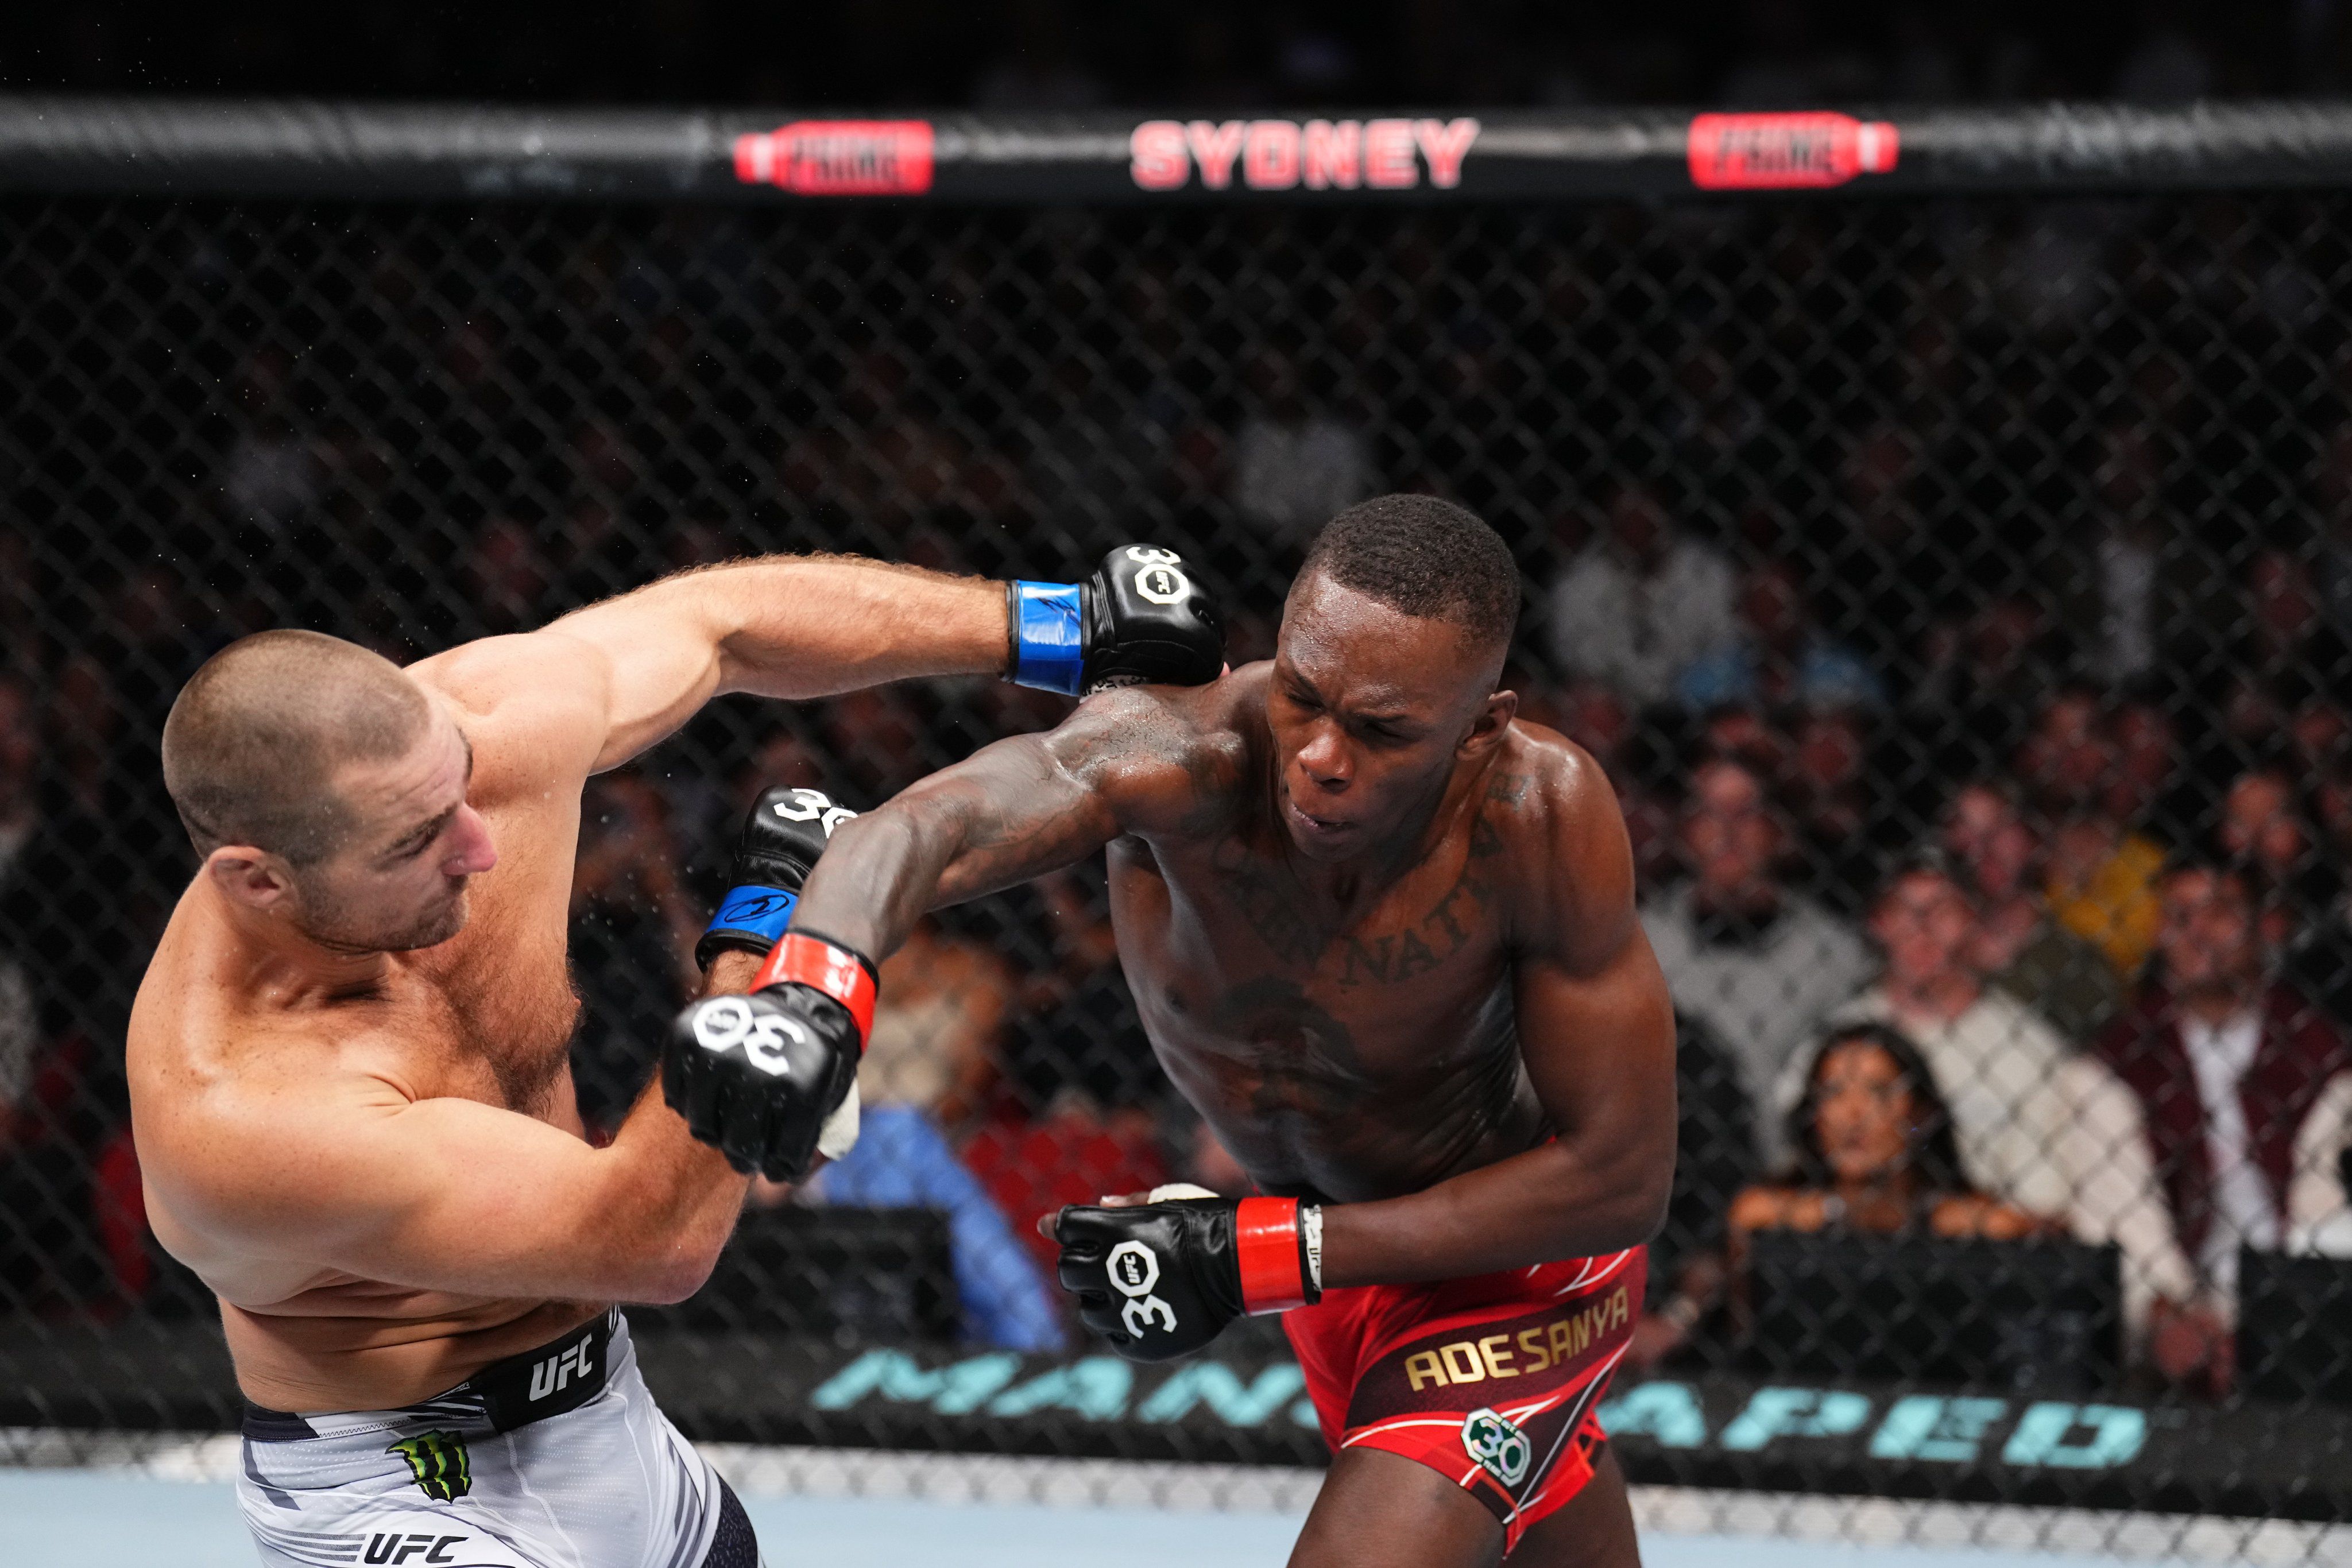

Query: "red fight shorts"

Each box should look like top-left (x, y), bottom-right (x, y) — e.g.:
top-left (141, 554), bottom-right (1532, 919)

top-left (1284, 1247), bottom-right (1645, 1554)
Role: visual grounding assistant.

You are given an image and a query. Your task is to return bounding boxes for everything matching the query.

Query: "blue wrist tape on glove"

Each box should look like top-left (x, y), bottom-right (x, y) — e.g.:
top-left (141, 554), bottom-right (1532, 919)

top-left (705, 884), bottom-right (799, 947)
top-left (1010, 580), bottom-right (1084, 695)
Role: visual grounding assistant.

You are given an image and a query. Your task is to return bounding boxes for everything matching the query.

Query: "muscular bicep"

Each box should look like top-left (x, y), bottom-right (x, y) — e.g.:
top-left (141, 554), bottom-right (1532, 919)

top-left (181, 1091), bottom-right (641, 1302)
top-left (793, 686), bottom-right (1228, 958)
top-left (1509, 757), bottom-right (1678, 1198)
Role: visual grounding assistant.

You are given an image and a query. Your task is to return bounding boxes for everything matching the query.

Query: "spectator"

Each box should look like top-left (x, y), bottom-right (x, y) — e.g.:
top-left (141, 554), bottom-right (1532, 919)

top-left (568, 772), bottom-right (699, 1134)
top-left (1797, 862), bottom-right (2079, 1219)
top-left (1544, 480), bottom-right (1735, 709)
top-left (1942, 780), bottom-right (2122, 1045)
top-left (1005, 868), bottom-right (1167, 1117)
top-left (2092, 864), bottom-right (2351, 1391)
top-left (1229, 351), bottom-right (1371, 552)
top-left (2218, 768), bottom-right (2352, 1031)
top-left (1676, 561), bottom-right (1883, 713)
top-left (1736, 1023), bottom-right (2057, 1247)
top-left (859, 917), bottom-right (1011, 1136)
top-left (1781, 706), bottom-right (1897, 915)
top-left (2022, 689), bottom-right (2168, 979)
top-left (1642, 757), bottom-right (1874, 1161)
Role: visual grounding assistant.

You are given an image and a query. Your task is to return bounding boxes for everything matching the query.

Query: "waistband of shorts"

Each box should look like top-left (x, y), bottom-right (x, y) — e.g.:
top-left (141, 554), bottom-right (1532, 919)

top-left (242, 1307), bottom-right (622, 1443)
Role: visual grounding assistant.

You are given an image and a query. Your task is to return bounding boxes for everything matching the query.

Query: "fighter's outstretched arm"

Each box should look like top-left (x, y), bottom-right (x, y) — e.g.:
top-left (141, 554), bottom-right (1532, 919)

top-left (789, 685), bottom-right (1224, 963)
top-left (414, 555), bottom-right (1008, 778)
top-left (1320, 753), bottom-right (1679, 1286)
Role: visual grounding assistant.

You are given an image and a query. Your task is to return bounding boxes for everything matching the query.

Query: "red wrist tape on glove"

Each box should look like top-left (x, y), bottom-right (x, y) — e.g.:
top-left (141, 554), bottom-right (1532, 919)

top-left (751, 932), bottom-right (879, 1047)
top-left (1235, 1197), bottom-right (1316, 1314)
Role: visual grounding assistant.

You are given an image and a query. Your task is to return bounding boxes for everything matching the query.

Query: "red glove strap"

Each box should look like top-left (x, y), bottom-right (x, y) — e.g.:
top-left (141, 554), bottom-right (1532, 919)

top-left (1235, 1197), bottom-right (1310, 1315)
top-left (751, 932), bottom-right (879, 1047)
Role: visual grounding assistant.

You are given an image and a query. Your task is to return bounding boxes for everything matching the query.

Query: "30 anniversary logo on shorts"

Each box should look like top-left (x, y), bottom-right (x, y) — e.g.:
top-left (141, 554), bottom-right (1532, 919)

top-left (388, 1430), bottom-right (473, 1502)
top-left (1461, 1407), bottom-right (1531, 1487)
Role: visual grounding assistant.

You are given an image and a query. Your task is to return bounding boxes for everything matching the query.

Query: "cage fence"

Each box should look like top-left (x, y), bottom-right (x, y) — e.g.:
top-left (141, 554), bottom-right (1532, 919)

top-left (2, 100), bottom-right (2351, 1558)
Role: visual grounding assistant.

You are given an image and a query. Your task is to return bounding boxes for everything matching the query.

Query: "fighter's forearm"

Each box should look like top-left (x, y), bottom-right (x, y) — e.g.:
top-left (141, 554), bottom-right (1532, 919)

top-left (790, 735), bottom-right (1120, 962)
top-left (587, 958), bottom-right (763, 1303)
top-left (1316, 1139), bottom-right (1669, 1289)
top-left (682, 554), bottom-right (1009, 699)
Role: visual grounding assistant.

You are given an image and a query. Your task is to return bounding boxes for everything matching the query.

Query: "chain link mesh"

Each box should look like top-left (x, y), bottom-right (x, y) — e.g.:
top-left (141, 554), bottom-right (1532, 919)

top-left (4, 191), bottom-right (2352, 1550)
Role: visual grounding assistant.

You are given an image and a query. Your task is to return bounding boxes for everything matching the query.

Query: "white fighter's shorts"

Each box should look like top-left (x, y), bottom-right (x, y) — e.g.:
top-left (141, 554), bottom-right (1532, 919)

top-left (235, 1311), bottom-right (759, 1567)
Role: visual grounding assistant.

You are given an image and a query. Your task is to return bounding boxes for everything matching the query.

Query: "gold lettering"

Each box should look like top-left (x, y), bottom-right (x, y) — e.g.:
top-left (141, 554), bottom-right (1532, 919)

top-left (1439, 1342), bottom-right (1486, 1384)
top-left (1517, 1326), bottom-right (1550, 1374)
top-left (1479, 1334), bottom-right (1515, 1379)
top-left (1608, 1287), bottom-right (1631, 1330)
top-left (1548, 1318), bottom-right (1574, 1363)
top-left (1403, 1350), bottom-right (1449, 1391)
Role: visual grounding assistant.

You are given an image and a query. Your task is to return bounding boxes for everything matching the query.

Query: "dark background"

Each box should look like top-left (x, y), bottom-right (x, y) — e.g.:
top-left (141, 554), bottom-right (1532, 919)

top-left (0, 1), bottom-right (2341, 111)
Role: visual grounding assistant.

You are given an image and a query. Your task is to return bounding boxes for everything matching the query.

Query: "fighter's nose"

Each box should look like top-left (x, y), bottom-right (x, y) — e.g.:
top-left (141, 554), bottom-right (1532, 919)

top-left (447, 805), bottom-right (500, 875)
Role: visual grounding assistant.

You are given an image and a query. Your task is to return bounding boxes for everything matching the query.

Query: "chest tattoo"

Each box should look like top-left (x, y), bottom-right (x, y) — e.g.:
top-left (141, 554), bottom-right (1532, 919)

top-left (1208, 809), bottom-right (1512, 984)
top-left (1205, 977), bottom-right (1368, 1121)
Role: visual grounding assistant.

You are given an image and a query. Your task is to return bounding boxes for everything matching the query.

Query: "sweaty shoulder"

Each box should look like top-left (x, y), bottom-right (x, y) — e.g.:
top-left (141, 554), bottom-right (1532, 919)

top-left (1040, 665), bottom-right (1261, 841)
top-left (1481, 720), bottom-right (1639, 968)
top-left (407, 632), bottom-right (608, 804)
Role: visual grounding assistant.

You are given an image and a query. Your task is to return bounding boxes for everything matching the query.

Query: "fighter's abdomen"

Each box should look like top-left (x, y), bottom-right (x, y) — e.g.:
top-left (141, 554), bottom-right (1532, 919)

top-left (1110, 849), bottom-right (1542, 1204)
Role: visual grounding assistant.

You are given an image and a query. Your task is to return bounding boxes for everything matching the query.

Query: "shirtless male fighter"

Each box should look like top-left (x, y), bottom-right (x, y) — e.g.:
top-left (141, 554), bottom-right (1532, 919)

top-left (128, 546), bottom-right (1221, 1568)
top-left (663, 497), bottom-right (1677, 1566)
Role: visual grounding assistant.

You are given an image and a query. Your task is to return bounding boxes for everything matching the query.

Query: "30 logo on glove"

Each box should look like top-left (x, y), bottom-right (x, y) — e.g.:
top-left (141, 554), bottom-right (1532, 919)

top-left (688, 994), bottom-right (814, 1076)
top-left (1049, 1191), bottom-right (1321, 1363)
top-left (663, 930), bottom-right (878, 1183)
top-left (1007, 543), bottom-right (1224, 696)
top-left (697, 785), bottom-right (858, 969)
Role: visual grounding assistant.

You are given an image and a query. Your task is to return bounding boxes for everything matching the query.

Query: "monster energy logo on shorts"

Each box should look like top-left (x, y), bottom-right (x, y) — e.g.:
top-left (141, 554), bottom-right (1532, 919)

top-left (388, 1430), bottom-right (473, 1501)
top-left (1461, 1407), bottom-right (1532, 1487)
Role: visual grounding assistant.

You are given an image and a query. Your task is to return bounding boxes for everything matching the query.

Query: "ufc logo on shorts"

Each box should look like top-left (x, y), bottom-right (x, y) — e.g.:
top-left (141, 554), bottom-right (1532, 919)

top-left (690, 996), bottom-right (811, 1075)
top-left (1107, 1239), bottom-right (1178, 1337)
top-left (363, 1535), bottom-right (467, 1565)
top-left (528, 1332), bottom-right (595, 1401)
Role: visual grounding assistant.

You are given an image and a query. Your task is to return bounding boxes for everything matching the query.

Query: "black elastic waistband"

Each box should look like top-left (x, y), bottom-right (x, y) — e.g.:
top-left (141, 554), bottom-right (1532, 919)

top-left (243, 1308), bottom-right (618, 1442)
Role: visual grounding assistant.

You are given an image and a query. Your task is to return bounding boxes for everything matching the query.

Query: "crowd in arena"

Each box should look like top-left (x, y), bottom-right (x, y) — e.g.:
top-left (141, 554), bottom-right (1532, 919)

top-left (4, 438), bottom-right (2349, 1398)
top-left (5, 168), bottom-right (2352, 1403)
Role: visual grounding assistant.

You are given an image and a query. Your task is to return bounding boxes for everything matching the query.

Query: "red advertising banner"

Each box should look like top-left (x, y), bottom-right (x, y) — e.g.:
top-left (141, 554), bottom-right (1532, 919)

top-left (1687, 112), bottom-right (1898, 190)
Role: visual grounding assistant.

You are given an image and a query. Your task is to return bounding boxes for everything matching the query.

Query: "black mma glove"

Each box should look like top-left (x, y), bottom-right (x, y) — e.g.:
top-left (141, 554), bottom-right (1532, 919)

top-left (1049, 1187), bottom-right (1322, 1362)
top-left (697, 785), bottom-right (858, 969)
top-left (1007, 544), bottom-right (1225, 695)
top-left (662, 931), bottom-right (877, 1183)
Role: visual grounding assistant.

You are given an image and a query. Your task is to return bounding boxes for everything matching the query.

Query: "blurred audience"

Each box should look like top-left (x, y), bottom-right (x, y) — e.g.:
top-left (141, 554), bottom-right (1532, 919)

top-left (858, 919), bottom-right (1012, 1136)
top-left (1229, 353), bottom-right (1372, 554)
top-left (2023, 690), bottom-right (2169, 979)
top-left (568, 772), bottom-right (699, 1135)
top-left (1642, 757), bottom-right (1873, 1162)
top-left (1802, 862), bottom-right (2078, 1219)
top-left (2090, 864), bottom-right (2352, 1392)
top-left (1545, 481), bottom-right (1734, 710)
top-left (2217, 767), bottom-right (2352, 1031)
top-left (1942, 780), bottom-right (2122, 1044)
top-left (1676, 562), bottom-right (1883, 714)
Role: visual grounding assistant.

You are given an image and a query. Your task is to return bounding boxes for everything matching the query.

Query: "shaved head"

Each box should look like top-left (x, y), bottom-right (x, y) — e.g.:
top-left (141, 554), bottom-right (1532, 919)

top-left (163, 630), bottom-right (433, 865)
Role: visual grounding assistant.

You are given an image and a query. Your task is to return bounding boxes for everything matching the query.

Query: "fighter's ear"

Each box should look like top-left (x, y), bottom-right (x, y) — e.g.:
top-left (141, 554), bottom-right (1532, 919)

top-left (205, 846), bottom-right (299, 913)
top-left (1459, 690), bottom-right (1518, 758)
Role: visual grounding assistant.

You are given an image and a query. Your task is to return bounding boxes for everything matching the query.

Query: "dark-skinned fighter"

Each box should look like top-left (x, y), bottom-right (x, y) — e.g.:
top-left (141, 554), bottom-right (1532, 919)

top-left (662, 496), bottom-right (1678, 1567)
